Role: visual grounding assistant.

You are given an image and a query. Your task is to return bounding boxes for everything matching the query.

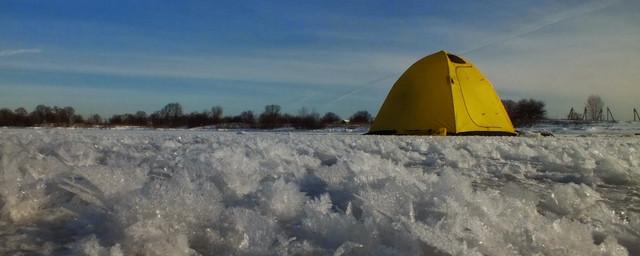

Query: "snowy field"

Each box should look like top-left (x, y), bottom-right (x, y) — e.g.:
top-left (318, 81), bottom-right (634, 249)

top-left (1, 126), bottom-right (640, 256)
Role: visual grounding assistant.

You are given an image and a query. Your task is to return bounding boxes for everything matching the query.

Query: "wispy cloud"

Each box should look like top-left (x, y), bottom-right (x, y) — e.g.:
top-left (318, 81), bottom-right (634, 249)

top-left (461, 0), bottom-right (622, 55)
top-left (0, 48), bottom-right (43, 57)
top-left (0, 49), bottom-right (414, 88)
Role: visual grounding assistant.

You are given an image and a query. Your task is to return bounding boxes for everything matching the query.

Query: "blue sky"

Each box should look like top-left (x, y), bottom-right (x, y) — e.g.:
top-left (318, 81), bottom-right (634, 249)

top-left (1, 0), bottom-right (639, 119)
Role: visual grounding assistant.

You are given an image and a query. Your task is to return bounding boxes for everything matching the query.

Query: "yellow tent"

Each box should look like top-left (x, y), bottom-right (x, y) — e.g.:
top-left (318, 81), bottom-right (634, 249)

top-left (368, 50), bottom-right (516, 136)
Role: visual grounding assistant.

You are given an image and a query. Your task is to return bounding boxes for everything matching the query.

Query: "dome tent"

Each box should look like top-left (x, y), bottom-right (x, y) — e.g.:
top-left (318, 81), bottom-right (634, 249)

top-left (368, 50), bottom-right (516, 136)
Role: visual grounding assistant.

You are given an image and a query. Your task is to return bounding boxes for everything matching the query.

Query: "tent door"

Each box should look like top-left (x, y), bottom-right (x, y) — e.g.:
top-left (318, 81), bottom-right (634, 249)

top-left (455, 67), bottom-right (503, 128)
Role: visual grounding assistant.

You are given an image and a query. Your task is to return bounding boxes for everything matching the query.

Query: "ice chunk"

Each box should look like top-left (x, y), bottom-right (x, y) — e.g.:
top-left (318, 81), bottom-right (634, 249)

top-left (540, 183), bottom-right (602, 217)
top-left (259, 178), bottom-right (306, 221)
top-left (596, 157), bottom-right (639, 185)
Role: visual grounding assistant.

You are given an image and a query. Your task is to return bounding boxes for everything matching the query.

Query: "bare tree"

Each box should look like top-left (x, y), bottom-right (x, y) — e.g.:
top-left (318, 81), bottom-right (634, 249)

top-left (502, 99), bottom-right (546, 127)
top-left (160, 103), bottom-right (183, 119)
top-left (502, 100), bottom-right (517, 118)
top-left (31, 105), bottom-right (51, 125)
top-left (134, 111), bottom-right (148, 126)
top-left (350, 110), bottom-right (372, 124)
top-left (14, 107), bottom-right (29, 126)
top-left (239, 111), bottom-right (255, 127)
top-left (515, 99), bottom-right (546, 127)
top-left (186, 111), bottom-right (209, 128)
top-left (264, 105), bottom-right (281, 115)
top-left (61, 106), bottom-right (75, 126)
top-left (321, 112), bottom-right (341, 125)
top-left (0, 108), bottom-right (15, 126)
top-left (210, 106), bottom-right (223, 124)
top-left (585, 95), bottom-right (604, 121)
top-left (87, 114), bottom-right (103, 125)
top-left (259, 104), bottom-right (283, 129)
top-left (72, 114), bottom-right (85, 125)
top-left (158, 103), bottom-right (184, 127)
top-left (295, 107), bottom-right (321, 129)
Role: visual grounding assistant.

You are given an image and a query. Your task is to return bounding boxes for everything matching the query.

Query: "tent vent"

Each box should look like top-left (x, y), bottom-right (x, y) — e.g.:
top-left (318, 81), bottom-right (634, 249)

top-left (447, 54), bottom-right (466, 64)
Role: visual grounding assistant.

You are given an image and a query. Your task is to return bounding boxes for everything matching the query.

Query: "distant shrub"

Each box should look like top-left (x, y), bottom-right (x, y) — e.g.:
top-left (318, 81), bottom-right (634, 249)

top-left (350, 110), bottom-right (372, 124)
top-left (502, 99), bottom-right (546, 127)
top-left (321, 112), bottom-right (341, 125)
top-left (0, 102), bottom-right (376, 130)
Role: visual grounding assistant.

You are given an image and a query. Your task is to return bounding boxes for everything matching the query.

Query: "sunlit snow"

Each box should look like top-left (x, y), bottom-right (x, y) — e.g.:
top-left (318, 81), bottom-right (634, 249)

top-left (1, 125), bottom-right (639, 255)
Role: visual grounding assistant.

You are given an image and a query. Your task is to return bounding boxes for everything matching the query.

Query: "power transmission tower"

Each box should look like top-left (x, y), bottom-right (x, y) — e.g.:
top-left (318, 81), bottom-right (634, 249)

top-left (597, 109), bottom-right (603, 121)
top-left (568, 107), bottom-right (575, 120)
top-left (605, 107), bottom-right (615, 122)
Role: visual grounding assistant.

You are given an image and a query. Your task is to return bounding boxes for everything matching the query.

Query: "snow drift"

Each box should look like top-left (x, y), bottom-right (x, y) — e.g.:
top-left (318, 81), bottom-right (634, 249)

top-left (0, 128), bottom-right (638, 255)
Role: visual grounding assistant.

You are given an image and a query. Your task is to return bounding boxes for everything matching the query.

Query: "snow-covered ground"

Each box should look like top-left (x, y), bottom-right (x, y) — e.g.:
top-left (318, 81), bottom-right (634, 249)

top-left (1, 126), bottom-right (639, 255)
top-left (520, 121), bottom-right (640, 137)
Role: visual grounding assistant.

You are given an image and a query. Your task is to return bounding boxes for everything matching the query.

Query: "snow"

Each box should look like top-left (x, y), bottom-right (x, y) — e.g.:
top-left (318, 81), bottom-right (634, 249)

top-left (520, 121), bottom-right (640, 137)
top-left (0, 127), bottom-right (639, 255)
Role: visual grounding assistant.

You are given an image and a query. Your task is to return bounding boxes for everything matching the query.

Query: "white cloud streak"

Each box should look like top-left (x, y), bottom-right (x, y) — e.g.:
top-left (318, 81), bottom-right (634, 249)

top-left (0, 48), bottom-right (43, 57)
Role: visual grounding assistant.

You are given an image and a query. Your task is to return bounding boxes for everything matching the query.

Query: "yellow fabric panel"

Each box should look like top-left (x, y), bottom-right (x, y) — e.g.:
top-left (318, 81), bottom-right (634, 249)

top-left (457, 67), bottom-right (506, 127)
top-left (449, 59), bottom-right (515, 133)
top-left (448, 62), bottom-right (476, 133)
top-left (370, 51), bottom-right (456, 134)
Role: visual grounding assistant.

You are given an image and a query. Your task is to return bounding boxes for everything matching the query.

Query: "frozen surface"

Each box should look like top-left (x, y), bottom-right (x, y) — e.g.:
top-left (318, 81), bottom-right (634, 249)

top-left (1, 128), bottom-right (639, 256)
top-left (521, 121), bottom-right (640, 137)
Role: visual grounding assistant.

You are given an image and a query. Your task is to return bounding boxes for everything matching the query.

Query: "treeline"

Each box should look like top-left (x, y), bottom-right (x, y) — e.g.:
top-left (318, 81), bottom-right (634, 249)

top-left (502, 99), bottom-right (546, 127)
top-left (0, 100), bottom-right (545, 129)
top-left (0, 103), bottom-right (373, 129)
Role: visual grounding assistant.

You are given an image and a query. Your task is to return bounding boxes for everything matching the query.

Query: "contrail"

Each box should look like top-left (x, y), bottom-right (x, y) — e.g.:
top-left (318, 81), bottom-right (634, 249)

top-left (322, 73), bottom-right (398, 108)
top-left (461, 0), bottom-right (621, 55)
top-left (324, 0), bottom-right (621, 108)
top-left (0, 48), bottom-right (42, 57)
